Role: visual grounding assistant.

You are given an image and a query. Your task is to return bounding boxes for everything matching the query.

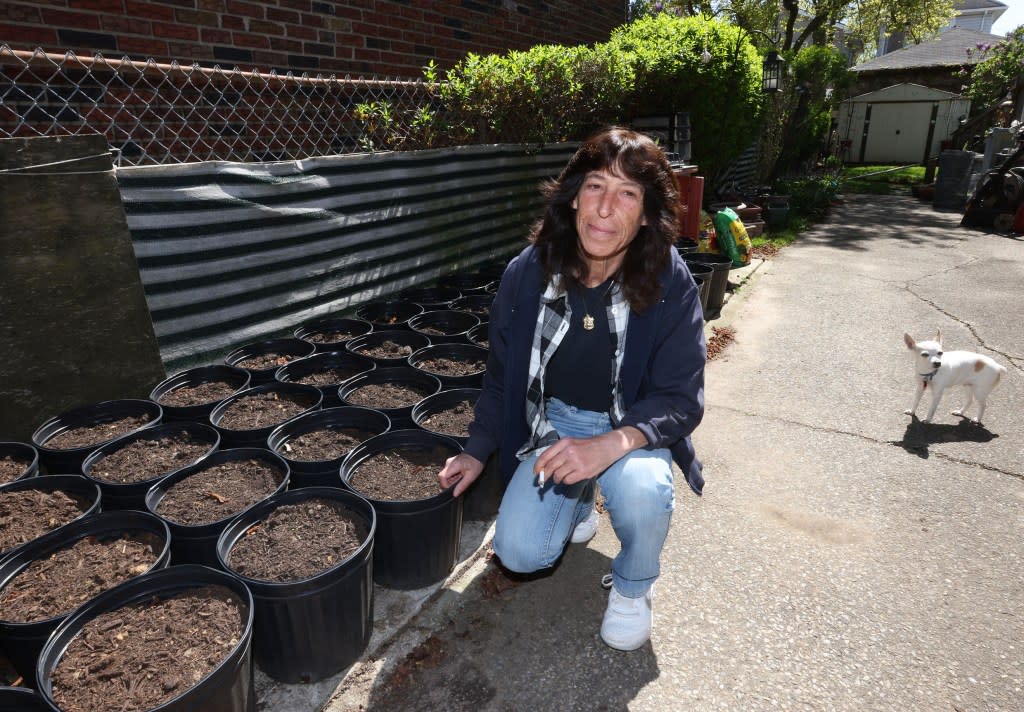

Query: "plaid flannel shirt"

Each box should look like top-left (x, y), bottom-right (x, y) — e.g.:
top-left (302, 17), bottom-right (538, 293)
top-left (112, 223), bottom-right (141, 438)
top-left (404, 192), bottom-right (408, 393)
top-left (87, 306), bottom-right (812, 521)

top-left (515, 274), bottom-right (630, 461)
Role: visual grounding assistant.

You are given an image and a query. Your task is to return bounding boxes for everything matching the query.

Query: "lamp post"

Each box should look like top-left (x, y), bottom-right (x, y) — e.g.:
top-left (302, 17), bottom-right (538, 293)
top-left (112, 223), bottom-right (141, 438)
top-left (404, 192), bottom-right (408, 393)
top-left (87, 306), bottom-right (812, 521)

top-left (761, 50), bottom-right (785, 93)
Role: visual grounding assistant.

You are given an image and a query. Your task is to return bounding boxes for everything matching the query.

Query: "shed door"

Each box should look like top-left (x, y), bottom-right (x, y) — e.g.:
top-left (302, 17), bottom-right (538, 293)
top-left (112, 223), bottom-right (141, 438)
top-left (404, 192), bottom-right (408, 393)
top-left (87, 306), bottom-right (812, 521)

top-left (863, 102), bottom-right (934, 163)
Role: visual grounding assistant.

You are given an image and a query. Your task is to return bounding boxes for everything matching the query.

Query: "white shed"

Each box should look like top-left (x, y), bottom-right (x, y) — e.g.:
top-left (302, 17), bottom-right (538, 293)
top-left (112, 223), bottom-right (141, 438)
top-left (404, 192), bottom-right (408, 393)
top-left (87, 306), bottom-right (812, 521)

top-left (837, 83), bottom-right (971, 164)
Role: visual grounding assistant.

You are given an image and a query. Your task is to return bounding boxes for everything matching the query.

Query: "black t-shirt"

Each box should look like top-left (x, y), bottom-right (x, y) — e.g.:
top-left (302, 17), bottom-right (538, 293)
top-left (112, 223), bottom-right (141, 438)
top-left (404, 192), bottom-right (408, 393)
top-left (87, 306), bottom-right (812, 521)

top-left (544, 279), bottom-right (614, 413)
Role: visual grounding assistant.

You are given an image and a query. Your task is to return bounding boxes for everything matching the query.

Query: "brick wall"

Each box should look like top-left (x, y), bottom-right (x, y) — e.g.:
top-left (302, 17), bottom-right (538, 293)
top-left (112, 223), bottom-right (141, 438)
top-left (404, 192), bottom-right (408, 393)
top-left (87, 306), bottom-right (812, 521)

top-left (1, 0), bottom-right (626, 78)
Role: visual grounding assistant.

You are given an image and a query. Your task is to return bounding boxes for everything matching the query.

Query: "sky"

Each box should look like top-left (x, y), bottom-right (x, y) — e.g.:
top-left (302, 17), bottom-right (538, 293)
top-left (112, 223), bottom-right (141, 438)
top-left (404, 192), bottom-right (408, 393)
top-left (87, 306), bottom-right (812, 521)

top-left (991, 0), bottom-right (1024, 35)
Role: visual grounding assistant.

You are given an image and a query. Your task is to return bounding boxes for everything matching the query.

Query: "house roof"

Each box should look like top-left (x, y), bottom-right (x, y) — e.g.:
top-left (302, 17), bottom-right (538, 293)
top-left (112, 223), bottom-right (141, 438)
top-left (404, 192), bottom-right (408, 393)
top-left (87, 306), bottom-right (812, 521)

top-left (952, 0), bottom-right (1006, 12)
top-left (852, 27), bottom-right (1005, 72)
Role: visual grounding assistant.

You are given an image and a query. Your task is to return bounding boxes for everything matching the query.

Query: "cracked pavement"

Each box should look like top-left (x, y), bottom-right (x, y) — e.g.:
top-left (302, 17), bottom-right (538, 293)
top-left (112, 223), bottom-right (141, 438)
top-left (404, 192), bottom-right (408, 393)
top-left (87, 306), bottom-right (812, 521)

top-left (316, 193), bottom-right (1023, 711)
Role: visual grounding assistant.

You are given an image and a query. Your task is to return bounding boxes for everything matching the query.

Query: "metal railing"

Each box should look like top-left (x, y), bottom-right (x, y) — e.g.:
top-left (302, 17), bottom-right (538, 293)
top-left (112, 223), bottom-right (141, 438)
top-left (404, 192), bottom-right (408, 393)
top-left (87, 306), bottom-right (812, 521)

top-left (0, 45), bottom-right (454, 166)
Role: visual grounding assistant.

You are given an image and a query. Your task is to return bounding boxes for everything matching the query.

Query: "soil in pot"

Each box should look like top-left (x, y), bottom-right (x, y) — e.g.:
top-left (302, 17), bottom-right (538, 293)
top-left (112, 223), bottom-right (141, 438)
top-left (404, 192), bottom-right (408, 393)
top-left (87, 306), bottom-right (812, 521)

top-left (47, 584), bottom-right (246, 712)
top-left (40, 415), bottom-right (152, 452)
top-left (348, 446), bottom-right (449, 501)
top-left (157, 380), bottom-right (238, 409)
top-left (0, 456), bottom-right (30, 485)
top-left (279, 427), bottom-right (380, 462)
top-left (234, 352), bottom-right (300, 371)
top-left (352, 339), bottom-right (415, 361)
top-left (414, 354), bottom-right (486, 379)
top-left (87, 431), bottom-right (212, 485)
top-left (291, 366), bottom-right (364, 388)
top-left (0, 490), bottom-right (91, 554)
top-left (216, 391), bottom-right (309, 431)
top-left (155, 458), bottom-right (284, 526)
top-left (302, 326), bottom-right (368, 347)
top-left (343, 383), bottom-right (432, 411)
top-left (226, 499), bottom-right (368, 582)
top-left (418, 401), bottom-right (474, 439)
top-left (0, 532), bottom-right (161, 624)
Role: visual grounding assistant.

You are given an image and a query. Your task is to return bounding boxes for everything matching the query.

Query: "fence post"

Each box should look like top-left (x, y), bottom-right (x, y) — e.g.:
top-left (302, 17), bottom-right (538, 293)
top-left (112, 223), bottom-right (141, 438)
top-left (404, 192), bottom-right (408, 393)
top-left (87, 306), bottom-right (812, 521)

top-left (0, 134), bottom-right (166, 442)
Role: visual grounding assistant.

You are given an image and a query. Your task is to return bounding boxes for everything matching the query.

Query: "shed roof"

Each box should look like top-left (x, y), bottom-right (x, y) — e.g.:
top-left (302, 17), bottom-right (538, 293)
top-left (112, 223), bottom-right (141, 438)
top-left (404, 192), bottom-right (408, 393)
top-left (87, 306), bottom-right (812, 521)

top-left (846, 82), bottom-right (966, 102)
top-left (852, 27), bottom-right (1005, 72)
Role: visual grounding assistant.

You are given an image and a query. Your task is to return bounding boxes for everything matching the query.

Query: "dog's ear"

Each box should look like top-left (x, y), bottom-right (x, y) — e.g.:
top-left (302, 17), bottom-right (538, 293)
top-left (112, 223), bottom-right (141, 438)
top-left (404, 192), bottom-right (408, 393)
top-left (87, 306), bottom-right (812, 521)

top-left (904, 333), bottom-right (916, 350)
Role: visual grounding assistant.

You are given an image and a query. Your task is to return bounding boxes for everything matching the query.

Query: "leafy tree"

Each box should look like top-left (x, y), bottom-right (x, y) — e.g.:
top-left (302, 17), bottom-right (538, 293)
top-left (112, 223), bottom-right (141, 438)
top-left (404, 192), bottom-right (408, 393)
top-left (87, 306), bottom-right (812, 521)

top-left (965, 26), bottom-right (1024, 111)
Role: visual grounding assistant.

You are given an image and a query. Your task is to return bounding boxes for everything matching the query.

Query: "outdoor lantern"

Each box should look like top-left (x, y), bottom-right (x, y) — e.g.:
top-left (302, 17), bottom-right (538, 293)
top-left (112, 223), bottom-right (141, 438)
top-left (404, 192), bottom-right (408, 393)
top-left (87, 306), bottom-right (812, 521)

top-left (762, 50), bottom-right (785, 93)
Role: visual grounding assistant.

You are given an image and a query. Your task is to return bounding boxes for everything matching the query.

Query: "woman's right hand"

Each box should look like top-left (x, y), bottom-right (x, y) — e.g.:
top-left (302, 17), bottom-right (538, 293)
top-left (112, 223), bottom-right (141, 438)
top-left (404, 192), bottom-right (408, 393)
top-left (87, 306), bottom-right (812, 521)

top-left (437, 452), bottom-right (485, 497)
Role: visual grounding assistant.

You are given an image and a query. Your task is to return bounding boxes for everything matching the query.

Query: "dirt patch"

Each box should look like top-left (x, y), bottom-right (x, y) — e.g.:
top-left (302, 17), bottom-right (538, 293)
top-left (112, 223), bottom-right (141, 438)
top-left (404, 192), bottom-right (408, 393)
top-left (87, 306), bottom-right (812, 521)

top-left (277, 427), bottom-right (378, 462)
top-left (227, 500), bottom-right (368, 582)
top-left (348, 446), bottom-right (449, 501)
top-left (157, 381), bottom-right (238, 408)
top-left (305, 327), bottom-right (363, 345)
top-left (88, 432), bottom-right (212, 485)
top-left (49, 585), bottom-right (246, 712)
top-left (155, 458), bottom-right (284, 526)
top-left (706, 325), bottom-right (736, 361)
top-left (352, 340), bottom-right (414, 360)
top-left (751, 243), bottom-right (779, 260)
top-left (415, 356), bottom-right (485, 378)
top-left (382, 635), bottom-right (446, 693)
top-left (42, 415), bottom-right (152, 451)
top-left (235, 352), bottom-right (298, 371)
top-left (0, 489), bottom-right (91, 554)
top-left (217, 392), bottom-right (309, 431)
top-left (419, 401), bottom-right (475, 438)
top-left (345, 383), bottom-right (432, 410)
top-left (0, 531), bottom-right (162, 622)
top-left (292, 366), bottom-right (363, 387)
top-left (0, 456), bottom-right (30, 485)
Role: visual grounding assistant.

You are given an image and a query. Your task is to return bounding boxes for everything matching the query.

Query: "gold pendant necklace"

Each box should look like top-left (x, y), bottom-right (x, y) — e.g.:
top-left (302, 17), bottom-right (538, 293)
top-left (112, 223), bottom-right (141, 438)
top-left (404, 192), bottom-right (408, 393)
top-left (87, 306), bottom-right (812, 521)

top-left (583, 313), bottom-right (595, 331)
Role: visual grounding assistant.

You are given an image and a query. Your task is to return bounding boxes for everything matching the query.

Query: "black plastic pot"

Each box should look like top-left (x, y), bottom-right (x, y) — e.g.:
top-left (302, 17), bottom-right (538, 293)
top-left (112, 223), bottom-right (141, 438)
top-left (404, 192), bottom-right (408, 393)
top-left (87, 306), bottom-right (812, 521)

top-left (0, 510), bottom-right (171, 688)
top-left (294, 317), bottom-right (373, 353)
top-left (216, 487), bottom-right (375, 683)
top-left (31, 400), bottom-right (163, 475)
top-left (340, 430), bottom-right (462, 590)
top-left (450, 294), bottom-right (493, 322)
top-left (274, 351), bottom-right (376, 408)
top-left (267, 407), bottom-right (391, 489)
top-left (150, 365), bottom-right (251, 423)
top-left (399, 287), bottom-right (462, 312)
top-left (81, 423), bottom-right (220, 511)
top-left (685, 253), bottom-right (732, 316)
top-left (223, 337), bottom-right (316, 385)
top-left (437, 274), bottom-right (494, 295)
top-left (0, 442), bottom-right (39, 484)
top-left (676, 240), bottom-right (699, 255)
top-left (410, 389), bottom-right (504, 521)
top-left (466, 323), bottom-right (489, 349)
top-left (345, 329), bottom-right (431, 368)
top-left (354, 300), bottom-right (423, 331)
top-left (685, 261), bottom-right (713, 313)
top-left (36, 564), bottom-right (255, 712)
top-left (0, 686), bottom-right (48, 711)
top-left (209, 382), bottom-right (323, 448)
top-left (408, 343), bottom-right (488, 389)
top-left (0, 475), bottom-right (102, 561)
top-left (407, 310), bottom-right (480, 345)
top-left (337, 367), bottom-right (441, 430)
top-left (145, 448), bottom-right (290, 567)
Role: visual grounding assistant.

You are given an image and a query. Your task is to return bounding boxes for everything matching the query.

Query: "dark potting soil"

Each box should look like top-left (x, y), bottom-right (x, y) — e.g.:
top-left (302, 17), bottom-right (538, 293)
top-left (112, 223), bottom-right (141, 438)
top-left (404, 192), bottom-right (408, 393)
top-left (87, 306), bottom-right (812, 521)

top-left (0, 532), bottom-right (161, 623)
top-left (0, 455), bottom-right (29, 485)
top-left (293, 367), bottom-right (362, 387)
top-left (42, 415), bottom-right (152, 451)
top-left (88, 432), bottom-right (212, 484)
top-left (349, 446), bottom-right (448, 500)
top-left (277, 427), bottom-right (378, 462)
top-left (227, 500), bottom-right (368, 582)
top-left (307, 328), bottom-right (361, 345)
top-left (0, 489), bottom-right (90, 553)
top-left (157, 380), bottom-right (238, 408)
top-left (217, 392), bottom-right (308, 431)
top-left (345, 383), bottom-right (432, 410)
top-left (155, 459), bottom-right (284, 526)
top-left (417, 325), bottom-right (460, 336)
top-left (415, 355), bottom-right (486, 377)
top-left (49, 584), bottom-right (246, 712)
top-left (420, 401), bottom-right (475, 438)
top-left (353, 340), bottom-right (413, 360)
top-left (235, 352), bottom-right (299, 371)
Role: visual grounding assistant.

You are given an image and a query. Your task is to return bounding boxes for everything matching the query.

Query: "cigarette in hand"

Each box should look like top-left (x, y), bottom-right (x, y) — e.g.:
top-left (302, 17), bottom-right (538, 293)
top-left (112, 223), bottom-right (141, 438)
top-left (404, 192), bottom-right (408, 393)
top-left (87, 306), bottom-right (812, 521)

top-left (538, 470), bottom-right (545, 487)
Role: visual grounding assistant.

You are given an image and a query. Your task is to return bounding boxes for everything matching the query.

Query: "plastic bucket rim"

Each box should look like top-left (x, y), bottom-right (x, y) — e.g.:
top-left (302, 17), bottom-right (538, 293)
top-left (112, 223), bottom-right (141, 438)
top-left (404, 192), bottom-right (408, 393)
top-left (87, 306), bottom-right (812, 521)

top-left (266, 406), bottom-right (392, 467)
top-left (208, 382), bottom-right (323, 435)
top-left (339, 428), bottom-right (461, 507)
top-left (0, 441), bottom-right (40, 481)
top-left (336, 367), bottom-right (442, 414)
top-left (31, 399), bottom-right (163, 455)
top-left (149, 365), bottom-right (251, 409)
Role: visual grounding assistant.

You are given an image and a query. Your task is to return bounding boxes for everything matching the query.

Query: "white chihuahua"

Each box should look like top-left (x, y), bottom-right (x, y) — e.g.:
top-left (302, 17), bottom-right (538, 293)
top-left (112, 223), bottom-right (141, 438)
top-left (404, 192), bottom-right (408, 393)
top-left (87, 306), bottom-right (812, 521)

top-left (904, 330), bottom-right (1006, 424)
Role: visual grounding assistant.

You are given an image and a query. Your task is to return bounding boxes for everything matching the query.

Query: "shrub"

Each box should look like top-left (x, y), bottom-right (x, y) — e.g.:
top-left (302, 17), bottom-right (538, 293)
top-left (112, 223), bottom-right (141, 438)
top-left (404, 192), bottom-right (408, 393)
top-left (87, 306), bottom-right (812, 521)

top-left (965, 27), bottom-right (1024, 111)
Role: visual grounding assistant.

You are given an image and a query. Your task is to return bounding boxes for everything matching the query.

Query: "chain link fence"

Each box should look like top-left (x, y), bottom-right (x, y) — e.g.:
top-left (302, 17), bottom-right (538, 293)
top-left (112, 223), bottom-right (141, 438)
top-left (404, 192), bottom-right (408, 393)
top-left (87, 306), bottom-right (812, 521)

top-left (0, 45), bottom-right (487, 166)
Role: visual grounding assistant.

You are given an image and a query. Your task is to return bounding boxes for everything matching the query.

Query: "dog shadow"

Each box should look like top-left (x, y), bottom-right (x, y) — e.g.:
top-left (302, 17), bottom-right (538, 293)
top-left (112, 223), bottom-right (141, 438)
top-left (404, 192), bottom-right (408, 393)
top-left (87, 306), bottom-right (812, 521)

top-left (895, 416), bottom-right (998, 458)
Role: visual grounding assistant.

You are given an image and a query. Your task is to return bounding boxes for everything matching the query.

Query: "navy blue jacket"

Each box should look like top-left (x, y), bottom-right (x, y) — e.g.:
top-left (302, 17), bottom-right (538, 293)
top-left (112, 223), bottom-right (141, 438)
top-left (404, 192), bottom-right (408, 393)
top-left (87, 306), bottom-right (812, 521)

top-left (464, 244), bottom-right (707, 495)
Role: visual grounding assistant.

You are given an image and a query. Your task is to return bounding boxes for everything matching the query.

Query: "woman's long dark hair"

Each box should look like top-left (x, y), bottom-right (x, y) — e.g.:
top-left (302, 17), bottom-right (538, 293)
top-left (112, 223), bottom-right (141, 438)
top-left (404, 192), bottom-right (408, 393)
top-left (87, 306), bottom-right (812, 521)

top-left (529, 126), bottom-right (680, 313)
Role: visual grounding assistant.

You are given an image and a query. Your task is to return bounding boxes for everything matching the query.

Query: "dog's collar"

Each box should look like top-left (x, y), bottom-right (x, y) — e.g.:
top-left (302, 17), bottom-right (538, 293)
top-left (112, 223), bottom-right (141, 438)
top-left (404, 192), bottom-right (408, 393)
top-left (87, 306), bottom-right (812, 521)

top-left (919, 371), bottom-right (936, 383)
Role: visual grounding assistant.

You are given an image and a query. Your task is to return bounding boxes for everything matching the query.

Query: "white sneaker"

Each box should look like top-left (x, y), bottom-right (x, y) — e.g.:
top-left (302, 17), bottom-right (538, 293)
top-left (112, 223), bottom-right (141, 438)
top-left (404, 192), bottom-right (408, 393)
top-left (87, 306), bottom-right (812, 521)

top-left (600, 585), bottom-right (654, 651)
top-left (570, 508), bottom-right (599, 544)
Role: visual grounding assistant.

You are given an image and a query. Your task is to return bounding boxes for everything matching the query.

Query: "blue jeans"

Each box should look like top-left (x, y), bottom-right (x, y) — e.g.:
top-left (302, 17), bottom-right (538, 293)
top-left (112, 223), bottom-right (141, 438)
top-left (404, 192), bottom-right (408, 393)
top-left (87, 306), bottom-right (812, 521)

top-left (492, 397), bottom-right (675, 597)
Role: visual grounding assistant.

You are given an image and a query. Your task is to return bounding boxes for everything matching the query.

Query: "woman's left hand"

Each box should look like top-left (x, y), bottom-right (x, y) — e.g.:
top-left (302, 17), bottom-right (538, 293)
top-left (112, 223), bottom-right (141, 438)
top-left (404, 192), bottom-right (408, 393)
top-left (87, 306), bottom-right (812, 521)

top-left (534, 426), bottom-right (647, 485)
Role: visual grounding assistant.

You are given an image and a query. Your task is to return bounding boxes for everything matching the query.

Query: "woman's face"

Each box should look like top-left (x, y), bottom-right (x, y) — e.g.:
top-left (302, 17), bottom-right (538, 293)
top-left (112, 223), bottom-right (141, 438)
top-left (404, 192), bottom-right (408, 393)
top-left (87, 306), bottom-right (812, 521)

top-left (571, 168), bottom-right (647, 270)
